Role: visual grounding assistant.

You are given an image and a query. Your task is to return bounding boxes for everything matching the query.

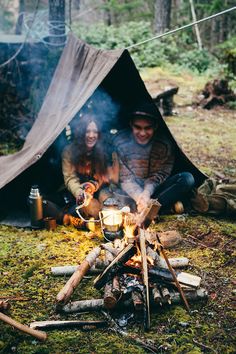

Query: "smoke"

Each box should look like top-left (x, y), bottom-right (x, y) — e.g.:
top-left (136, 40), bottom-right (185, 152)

top-left (78, 87), bottom-right (121, 132)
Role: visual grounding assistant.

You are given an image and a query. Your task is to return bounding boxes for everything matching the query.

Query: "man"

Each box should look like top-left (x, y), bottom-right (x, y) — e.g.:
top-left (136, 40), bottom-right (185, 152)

top-left (114, 102), bottom-right (195, 213)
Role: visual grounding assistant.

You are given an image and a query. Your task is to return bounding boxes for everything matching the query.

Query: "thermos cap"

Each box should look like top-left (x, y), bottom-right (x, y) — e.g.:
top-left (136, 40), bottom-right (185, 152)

top-left (30, 185), bottom-right (41, 198)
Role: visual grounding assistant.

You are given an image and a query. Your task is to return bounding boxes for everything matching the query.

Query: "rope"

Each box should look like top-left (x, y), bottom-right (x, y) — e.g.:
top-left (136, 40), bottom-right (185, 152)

top-left (0, 0), bottom-right (40, 69)
top-left (126, 6), bottom-right (236, 50)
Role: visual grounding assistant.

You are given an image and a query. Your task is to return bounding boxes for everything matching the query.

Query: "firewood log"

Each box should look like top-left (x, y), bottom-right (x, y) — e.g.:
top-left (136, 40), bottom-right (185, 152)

top-left (104, 282), bottom-right (117, 310)
top-left (152, 285), bottom-right (162, 305)
top-left (61, 288), bottom-right (208, 314)
top-left (132, 290), bottom-right (143, 311)
top-left (62, 299), bottom-right (104, 313)
top-left (30, 320), bottom-right (107, 330)
top-left (112, 276), bottom-right (121, 298)
top-left (51, 265), bottom-right (103, 276)
top-left (56, 247), bottom-right (101, 304)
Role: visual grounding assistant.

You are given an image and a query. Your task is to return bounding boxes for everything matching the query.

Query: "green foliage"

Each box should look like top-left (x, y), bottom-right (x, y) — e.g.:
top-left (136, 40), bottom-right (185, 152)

top-left (214, 36), bottom-right (236, 78)
top-left (0, 8), bottom-right (14, 33)
top-left (178, 47), bottom-right (218, 73)
top-left (73, 21), bottom-right (222, 73)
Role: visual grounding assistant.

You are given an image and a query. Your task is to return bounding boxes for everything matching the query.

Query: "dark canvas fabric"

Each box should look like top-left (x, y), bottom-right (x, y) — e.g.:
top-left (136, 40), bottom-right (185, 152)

top-left (0, 33), bottom-right (206, 214)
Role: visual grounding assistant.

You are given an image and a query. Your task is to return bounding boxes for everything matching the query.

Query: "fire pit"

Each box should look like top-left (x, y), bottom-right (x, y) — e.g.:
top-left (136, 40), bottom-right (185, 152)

top-left (53, 200), bottom-right (207, 332)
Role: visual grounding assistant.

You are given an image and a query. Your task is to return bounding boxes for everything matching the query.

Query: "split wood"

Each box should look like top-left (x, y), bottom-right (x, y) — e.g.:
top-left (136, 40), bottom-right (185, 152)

top-left (30, 320), bottom-right (107, 331)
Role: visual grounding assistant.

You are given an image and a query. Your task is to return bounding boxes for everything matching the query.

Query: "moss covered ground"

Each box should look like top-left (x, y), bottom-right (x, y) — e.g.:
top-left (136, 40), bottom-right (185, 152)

top-left (0, 68), bottom-right (236, 353)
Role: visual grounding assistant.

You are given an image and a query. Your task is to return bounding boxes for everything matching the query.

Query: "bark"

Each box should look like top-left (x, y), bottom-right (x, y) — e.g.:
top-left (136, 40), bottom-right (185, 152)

top-left (132, 290), bottom-right (143, 311)
top-left (154, 0), bottom-right (172, 34)
top-left (104, 282), bottom-right (117, 309)
top-left (152, 285), bottom-right (162, 305)
top-left (62, 299), bottom-right (104, 313)
top-left (51, 265), bottom-right (102, 276)
top-left (112, 276), bottom-right (121, 298)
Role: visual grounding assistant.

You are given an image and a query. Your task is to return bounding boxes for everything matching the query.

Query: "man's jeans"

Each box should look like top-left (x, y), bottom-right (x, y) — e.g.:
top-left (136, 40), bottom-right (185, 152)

top-left (153, 172), bottom-right (195, 208)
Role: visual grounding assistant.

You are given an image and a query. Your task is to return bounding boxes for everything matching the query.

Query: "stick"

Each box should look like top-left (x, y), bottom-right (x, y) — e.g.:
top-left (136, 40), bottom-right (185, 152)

top-left (0, 297), bottom-right (29, 301)
top-left (156, 238), bottom-right (190, 312)
top-left (139, 228), bottom-right (151, 330)
top-left (0, 312), bottom-right (47, 341)
top-left (56, 247), bottom-right (101, 304)
top-left (30, 320), bottom-right (107, 330)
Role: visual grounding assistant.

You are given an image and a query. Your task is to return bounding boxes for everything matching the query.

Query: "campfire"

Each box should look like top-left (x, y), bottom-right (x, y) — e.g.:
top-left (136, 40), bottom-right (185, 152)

top-left (49, 199), bottom-right (207, 332)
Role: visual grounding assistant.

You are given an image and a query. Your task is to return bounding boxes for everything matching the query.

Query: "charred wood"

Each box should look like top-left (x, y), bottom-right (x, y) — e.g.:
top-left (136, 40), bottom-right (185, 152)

top-left (94, 244), bottom-right (136, 290)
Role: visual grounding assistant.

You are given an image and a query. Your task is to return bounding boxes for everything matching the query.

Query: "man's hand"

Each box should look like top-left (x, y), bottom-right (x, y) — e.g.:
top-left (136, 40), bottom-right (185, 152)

top-left (136, 190), bottom-right (151, 213)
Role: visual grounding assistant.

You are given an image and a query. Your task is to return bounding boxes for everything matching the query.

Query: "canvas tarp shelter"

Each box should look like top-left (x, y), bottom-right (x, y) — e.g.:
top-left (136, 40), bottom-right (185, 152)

top-left (0, 33), bottom-right (205, 223)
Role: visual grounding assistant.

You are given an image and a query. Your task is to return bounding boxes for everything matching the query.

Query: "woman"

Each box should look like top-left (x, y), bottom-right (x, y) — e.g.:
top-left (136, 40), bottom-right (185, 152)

top-left (62, 114), bottom-right (117, 222)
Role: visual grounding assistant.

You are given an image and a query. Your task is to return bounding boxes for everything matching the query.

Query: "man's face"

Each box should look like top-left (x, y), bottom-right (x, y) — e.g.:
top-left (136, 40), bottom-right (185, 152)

top-left (131, 117), bottom-right (155, 145)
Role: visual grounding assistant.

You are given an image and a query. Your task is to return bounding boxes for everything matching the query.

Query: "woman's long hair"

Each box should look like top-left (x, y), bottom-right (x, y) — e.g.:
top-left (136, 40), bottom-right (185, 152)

top-left (69, 114), bottom-right (108, 180)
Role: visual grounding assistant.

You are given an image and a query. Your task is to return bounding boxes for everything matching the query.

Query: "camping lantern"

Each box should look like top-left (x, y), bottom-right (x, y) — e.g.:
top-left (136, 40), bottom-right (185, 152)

top-left (99, 198), bottom-right (124, 242)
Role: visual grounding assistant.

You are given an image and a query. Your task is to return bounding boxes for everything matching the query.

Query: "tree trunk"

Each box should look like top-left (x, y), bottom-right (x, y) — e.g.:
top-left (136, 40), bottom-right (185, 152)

top-left (154, 0), bottom-right (172, 34)
top-left (189, 0), bottom-right (202, 50)
top-left (15, 0), bottom-right (25, 35)
top-left (49, 0), bottom-right (66, 45)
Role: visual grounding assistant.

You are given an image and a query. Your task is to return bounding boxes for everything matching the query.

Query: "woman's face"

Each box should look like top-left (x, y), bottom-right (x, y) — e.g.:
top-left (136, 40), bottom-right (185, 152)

top-left (85, 121), bottom-right (99, 150)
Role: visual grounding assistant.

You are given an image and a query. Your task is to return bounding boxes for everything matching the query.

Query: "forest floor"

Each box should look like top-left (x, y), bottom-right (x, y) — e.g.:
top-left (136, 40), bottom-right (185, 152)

top-left (0, 67), bottom-right (236, 354)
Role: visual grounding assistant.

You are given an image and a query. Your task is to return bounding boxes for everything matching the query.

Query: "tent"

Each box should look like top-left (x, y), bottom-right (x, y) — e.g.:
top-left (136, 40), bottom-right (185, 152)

top-left (0, 33), bottom-right (206, 224)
